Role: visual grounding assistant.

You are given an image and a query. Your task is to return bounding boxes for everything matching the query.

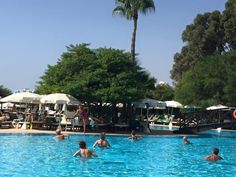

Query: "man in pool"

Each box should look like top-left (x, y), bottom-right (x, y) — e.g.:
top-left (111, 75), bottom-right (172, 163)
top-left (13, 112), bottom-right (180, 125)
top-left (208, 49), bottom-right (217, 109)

top-left (73, 141), bottom-right (97, 158)
top-left (205, 148), bottom-right (223, 161)
top-left (54, 129), bottom-right (67, 140)
top-left (183, 136), bottom-right (191, 144)
top-left (93, 132), bottom-right (111, 148)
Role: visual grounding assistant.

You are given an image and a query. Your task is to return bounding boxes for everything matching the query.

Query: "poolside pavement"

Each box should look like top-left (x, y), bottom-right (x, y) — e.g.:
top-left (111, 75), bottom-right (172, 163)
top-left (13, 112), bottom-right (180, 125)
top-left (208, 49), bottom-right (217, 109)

top-left (0, 128), bottom-right (132, 136)
top-left (0, 127), bottom-right (215, 136)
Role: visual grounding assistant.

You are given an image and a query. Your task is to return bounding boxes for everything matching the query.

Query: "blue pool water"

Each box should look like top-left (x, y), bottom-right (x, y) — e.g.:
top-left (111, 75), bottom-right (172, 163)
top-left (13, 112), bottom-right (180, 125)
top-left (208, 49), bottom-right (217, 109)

top-left (0, 131), bottom-right (236, 177)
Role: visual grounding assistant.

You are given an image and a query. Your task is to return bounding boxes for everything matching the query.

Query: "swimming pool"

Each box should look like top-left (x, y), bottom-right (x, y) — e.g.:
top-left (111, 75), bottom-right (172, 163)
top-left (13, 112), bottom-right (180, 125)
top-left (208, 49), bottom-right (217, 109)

top-left (0, 131), bottom-right (236, 177)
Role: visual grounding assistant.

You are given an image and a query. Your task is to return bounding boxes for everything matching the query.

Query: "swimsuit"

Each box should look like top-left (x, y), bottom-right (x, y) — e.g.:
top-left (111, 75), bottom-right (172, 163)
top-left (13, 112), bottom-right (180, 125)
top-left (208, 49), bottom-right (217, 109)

top-left (80, 111), bottom-right (89, 120)
top-left (97, 139), bottom-right (107, 147)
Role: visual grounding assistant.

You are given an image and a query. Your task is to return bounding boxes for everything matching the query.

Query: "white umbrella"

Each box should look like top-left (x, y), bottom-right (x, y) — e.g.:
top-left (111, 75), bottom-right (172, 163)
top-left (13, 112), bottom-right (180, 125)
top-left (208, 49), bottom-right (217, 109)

top-left (206, 104), bottom-right (228, 110)
top-left (0, 92), bottom-right (42, 104)
top-left (165, 101), bottom-right (183, 108)
top-left (40, 93), bottom-right (80, 105)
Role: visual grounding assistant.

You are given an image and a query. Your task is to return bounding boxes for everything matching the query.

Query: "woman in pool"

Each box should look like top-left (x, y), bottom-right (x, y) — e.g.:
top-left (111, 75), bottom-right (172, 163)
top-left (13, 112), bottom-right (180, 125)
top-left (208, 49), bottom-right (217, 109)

top-left (93, 132), bottom-right (111, 148)
top-left (73, 141), bottom-right (97, 158)
top-left (183, 136), bottom-right (191, 144)
top-left (129, 130), bottom-right (138, 140)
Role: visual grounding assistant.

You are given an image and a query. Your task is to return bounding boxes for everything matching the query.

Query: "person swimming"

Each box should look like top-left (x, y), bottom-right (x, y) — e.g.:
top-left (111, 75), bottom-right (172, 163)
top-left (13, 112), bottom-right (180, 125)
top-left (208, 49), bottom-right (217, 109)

top-left (205, 148), bottom-right (223, 161)
top-left (93, 132), bottom-right (111, 148)
top-left (129, 130), bottom-right (138, 140)
top-left (73, 141), bottom-right (97, 158)
top-left (183, 136), bottom-right (191, 144)
top-left (54, 129), bottom-right (68, 140)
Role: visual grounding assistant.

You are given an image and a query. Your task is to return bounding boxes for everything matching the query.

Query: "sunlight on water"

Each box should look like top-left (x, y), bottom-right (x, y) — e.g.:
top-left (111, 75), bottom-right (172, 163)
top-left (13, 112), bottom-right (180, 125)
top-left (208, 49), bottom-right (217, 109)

top-left (0, 131), bottom-right (236, 177)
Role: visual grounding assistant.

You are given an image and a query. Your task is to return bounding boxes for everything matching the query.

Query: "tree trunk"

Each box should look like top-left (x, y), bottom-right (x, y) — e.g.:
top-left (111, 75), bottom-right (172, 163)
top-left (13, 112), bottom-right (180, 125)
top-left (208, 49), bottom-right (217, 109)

top-left (131, 15), bottom-right (138, 62)
top-left (111, 102), bottom-right (117, 123)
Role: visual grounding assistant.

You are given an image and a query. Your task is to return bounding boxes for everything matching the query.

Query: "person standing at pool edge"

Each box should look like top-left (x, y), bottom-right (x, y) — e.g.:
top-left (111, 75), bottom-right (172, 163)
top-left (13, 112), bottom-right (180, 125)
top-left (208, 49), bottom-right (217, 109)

top-left (75, 106), bottom-right (89, 133)
top-left (73, 141), bottom-right (97, 158)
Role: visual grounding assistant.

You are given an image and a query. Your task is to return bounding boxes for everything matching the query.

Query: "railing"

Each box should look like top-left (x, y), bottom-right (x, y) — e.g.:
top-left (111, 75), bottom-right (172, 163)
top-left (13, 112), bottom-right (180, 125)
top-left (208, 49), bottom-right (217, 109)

top-left (178, 109), bottom-right (235, 132)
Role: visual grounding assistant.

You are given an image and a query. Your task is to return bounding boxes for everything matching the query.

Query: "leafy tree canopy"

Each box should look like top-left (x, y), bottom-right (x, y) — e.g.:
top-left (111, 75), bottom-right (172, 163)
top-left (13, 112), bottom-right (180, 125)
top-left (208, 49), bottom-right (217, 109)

top-left (147, 83), bottom-right (174, 101)
top-left (0, 85), bottom-right (12, 98)
top-left (36, 44), bottom-right (156, 104)
top-left (171, 10), bottom-right (225, 83)
top-left (222, 0), bottom-right (236, 50)
top-left (171, 0), bottom-right (236, 83)
top-left (113, 0), bottom-right (155, 62)
top-left (175, 51), bottom-right (236, 107)
top-left (113, 0), bottom-right (155, 20)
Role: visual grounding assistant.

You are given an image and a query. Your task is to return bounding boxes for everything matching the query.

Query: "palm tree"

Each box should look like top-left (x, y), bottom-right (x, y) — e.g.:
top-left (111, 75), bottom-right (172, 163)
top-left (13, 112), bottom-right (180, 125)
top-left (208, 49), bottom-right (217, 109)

top-left (113, 0), bottom-right (155, 62)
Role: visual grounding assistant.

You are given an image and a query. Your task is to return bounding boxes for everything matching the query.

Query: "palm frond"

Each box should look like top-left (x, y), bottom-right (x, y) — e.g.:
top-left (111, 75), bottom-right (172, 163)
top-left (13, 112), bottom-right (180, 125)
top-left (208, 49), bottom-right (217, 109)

top-left (113, 5), bottom-right (133, 20)
top-left (138, 0), bottom-right (155, 14)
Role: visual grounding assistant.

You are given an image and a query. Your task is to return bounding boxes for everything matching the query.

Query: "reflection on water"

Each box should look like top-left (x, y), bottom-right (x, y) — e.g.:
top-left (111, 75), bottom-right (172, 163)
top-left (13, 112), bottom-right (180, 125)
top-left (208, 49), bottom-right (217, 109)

top-left (0, 132), bottom-right (236, 177)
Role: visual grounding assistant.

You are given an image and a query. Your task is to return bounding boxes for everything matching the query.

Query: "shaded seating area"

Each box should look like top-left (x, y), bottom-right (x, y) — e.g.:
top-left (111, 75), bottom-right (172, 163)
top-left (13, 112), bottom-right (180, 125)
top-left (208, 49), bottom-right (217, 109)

top-left (41, 116), bottom-right (59, 130)
top-left (0, 120), bottom-right (13, 128)
top-left (0, 112), bottom-right (21, 128)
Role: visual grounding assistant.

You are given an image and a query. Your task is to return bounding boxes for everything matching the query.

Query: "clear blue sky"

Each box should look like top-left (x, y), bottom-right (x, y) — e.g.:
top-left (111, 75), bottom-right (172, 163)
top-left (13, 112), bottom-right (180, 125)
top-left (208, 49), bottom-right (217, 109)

top-left (0, 0), bottom-right (227, 92)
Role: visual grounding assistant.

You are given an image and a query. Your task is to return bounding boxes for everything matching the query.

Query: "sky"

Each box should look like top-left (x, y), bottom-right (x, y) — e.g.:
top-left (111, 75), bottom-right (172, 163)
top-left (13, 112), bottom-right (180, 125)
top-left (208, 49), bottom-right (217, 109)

top-left (0, 0), bottom-right (227, 92)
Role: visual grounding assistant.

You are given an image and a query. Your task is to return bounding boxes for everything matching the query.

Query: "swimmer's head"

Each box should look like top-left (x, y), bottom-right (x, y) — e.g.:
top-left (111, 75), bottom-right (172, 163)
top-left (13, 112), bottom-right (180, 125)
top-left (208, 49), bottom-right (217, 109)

top-left (212, 148), bottom-right (219, 155)
top-left (131, 130), bottom-right (136, 135)
top-left (100, 132), bottom-right (106, 140)
top-left (56, 129), bottom-right (61, 135)
top-left (79, 141), bottom-right (86, 149)
top-left (183, 136), bottom-right (188, 140)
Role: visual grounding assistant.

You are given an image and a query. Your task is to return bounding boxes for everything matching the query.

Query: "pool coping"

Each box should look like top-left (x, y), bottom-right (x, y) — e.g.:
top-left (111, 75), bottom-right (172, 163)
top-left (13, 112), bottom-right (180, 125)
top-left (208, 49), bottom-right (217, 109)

top-left (0, 128), bottom-right (235, 137)
top-left (0, 128), bottom-right (190, 137)
top-left (0, 128), bottom-right (133, 136)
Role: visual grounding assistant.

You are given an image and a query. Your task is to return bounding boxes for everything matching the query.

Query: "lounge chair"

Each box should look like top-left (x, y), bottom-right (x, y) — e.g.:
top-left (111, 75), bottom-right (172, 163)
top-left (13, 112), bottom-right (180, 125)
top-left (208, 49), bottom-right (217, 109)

top-left (113, 123), bottom-right (129, 132)
top-left (0, 112), bottom-right (20, 128)
top-left (42, 115), bottom-right (58, 130)
top-left (71, 117), bottom-right (83, 131)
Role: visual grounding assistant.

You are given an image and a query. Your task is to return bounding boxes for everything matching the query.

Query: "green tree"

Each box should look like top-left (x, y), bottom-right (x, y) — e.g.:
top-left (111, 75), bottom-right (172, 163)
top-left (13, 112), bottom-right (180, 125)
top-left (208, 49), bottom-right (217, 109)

top-left (36, 44), bottom-right (156, 122)
top-left (171, 10), bottom-right (225, 83)
top-left (36, 44), bottom-right (97, 101)
top-left (0, 85), bottom-right (12, 98)
top-left (222, 0), bottom-right (236, 50)
top-left (147, 83), bottom-right (174, 101)
top-left (175, 51), bottom-right (236, 107)
top-left (36, 44), bottom-right (155, 104)
top-left (113, 0), bottom-right (155, 62)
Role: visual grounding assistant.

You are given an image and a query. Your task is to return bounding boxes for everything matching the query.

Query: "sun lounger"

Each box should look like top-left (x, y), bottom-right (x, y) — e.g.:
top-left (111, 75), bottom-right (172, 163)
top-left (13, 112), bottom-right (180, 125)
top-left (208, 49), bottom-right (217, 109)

top-left (71, 117), bottom-right (83, 131)
top-left (16, 121), bottom-right (31, 129)
top-left (0, 112), bottom-right (20, 128)
top-left (31, 121), bottom-right (44, 129)
top-left (0, 120), bottom-right (13, 128)
top-left (113, 123), bottom-right (129, 131)
top-left (42, 116), bottom-right (59, 130)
